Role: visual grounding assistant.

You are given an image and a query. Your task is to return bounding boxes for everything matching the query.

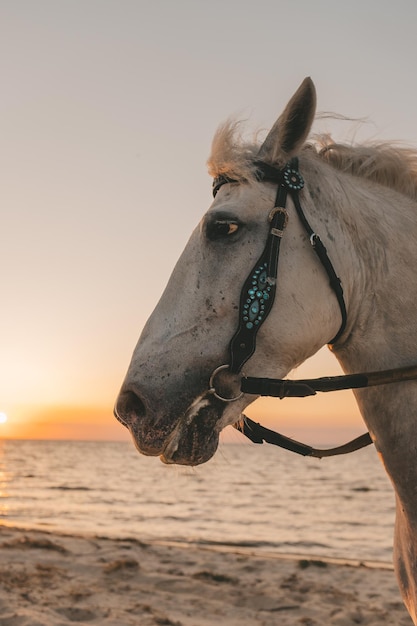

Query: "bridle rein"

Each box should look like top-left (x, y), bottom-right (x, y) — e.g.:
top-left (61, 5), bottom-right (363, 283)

top-left (207, 158), bottom-right (417, 458)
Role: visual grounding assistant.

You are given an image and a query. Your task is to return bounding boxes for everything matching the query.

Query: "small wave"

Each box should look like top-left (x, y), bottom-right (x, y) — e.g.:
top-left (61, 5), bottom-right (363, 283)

top-left (148, 537), bottom-right (267, 550)
top-left (188, 538), bottom-right (284, 550)
top-left (280, 540), bottom-right (331, 550)
top-left (49, 485), bottom-right (91, 492)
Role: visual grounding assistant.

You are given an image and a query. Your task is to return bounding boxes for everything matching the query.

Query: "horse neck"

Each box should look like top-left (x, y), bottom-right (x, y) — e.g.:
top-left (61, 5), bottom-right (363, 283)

top-left (308, 161), bottom-right (417, 515)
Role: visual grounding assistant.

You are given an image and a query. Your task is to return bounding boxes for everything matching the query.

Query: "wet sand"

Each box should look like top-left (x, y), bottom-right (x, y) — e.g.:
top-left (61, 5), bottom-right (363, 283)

top-left (0, 525), bottom-right (412, 625)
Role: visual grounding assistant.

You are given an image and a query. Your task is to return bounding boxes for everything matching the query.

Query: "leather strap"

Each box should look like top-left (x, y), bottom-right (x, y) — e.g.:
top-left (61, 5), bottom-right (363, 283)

top-left (241, 363), bottom-right (417, 397)
top-left (234, 416), bottom-right (373, 458)
top-left (236, 364), bottom-right (417, 456)
top-left (229, 198), bottom-right (289, 373)
top-left (228, 159), bottom-right (307, 373)
top-left (290, 192), bottom-right (347, 344)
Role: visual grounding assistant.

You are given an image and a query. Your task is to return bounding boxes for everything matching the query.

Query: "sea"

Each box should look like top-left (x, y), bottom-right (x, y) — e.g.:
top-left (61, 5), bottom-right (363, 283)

top-left (0, 438), bottom-right (396, 565)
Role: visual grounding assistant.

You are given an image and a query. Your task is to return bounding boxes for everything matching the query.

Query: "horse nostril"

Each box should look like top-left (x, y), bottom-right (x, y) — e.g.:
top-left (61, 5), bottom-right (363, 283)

top-left (114, 389), bottom-right (147, 427)
top-left (126, 390), bottom-right (147, 417)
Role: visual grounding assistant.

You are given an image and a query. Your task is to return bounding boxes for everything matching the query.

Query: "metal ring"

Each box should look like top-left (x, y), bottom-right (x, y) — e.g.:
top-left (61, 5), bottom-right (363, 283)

top-left (209, 364), bottom-right (245, 402)
top-left (309, 233), bottom-right (318, 246)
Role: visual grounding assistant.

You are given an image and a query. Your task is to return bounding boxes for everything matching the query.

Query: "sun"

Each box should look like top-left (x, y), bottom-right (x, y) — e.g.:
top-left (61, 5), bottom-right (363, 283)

top-left (0, 412), bottom-right (8, 424)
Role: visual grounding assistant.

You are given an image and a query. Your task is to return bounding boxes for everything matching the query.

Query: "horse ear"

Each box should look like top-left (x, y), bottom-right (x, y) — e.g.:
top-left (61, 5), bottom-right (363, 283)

top-left (258, 77), bottom-right (316, 163)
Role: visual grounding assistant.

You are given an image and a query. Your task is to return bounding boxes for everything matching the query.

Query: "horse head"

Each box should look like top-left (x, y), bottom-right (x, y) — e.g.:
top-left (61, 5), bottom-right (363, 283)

top-left (114, 78), bottom-right (344, 465)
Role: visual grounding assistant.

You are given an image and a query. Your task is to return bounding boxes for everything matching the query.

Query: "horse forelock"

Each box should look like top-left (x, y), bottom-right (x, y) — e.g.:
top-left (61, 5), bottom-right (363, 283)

top-left (207, 119), bottom-right (417, 202)
top-left (207, 120), bottom-right (260, 183)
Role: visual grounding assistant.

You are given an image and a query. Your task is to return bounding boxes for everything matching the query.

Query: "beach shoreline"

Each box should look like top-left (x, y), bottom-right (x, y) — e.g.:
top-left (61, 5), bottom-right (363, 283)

top-left (0, 525), bottom-right (412, 625)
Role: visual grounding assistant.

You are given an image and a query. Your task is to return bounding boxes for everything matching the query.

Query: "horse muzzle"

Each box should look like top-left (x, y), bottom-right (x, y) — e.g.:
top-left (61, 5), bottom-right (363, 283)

top-left (114, 385), bottom-right (224, 466)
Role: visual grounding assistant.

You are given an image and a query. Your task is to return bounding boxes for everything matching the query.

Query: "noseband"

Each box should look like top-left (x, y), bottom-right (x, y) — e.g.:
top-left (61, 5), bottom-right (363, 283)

top-left (208, 158), bottom-right (417, 458)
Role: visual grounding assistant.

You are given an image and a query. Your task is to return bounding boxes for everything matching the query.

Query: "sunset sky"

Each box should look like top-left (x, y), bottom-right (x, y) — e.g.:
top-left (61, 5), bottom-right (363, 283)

top-left (1, 1), bottom-right (417, 444)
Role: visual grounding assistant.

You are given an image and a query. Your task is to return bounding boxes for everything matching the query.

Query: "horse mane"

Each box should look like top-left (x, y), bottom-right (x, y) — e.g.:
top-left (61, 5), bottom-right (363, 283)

top-left (207, 120), bottom-right (417, 202)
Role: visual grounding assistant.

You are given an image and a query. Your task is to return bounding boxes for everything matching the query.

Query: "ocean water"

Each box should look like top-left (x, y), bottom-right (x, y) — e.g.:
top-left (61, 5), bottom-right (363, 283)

top-left (0, 438), bottom-right (396, 564)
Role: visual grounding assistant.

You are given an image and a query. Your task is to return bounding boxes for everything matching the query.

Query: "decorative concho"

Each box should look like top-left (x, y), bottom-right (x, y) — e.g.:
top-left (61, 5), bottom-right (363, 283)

top-left (283, 166), bottom-right (304, 191)
top-left (242, 261), bottom-right (271, 330)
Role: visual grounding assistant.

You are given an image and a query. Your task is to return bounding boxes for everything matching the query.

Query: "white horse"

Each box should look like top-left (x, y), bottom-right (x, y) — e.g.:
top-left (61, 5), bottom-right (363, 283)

top-left (115, 78), bottom-right (417, 622)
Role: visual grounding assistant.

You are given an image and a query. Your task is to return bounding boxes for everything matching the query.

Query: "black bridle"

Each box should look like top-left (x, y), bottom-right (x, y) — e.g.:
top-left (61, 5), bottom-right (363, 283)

top-left (214, 158), bottom-right (347, 374)
top-left (208, 158), bottom-right (417, 458)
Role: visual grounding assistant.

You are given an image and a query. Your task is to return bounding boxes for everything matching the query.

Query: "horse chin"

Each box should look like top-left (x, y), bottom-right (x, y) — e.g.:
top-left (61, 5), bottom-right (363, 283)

top-left (159, 397), bottom-right (222, 466)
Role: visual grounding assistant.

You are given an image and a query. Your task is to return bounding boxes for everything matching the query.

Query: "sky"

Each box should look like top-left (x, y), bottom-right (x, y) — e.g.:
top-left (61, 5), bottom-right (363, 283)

top-left (1, 0), bottom-right (417, 443)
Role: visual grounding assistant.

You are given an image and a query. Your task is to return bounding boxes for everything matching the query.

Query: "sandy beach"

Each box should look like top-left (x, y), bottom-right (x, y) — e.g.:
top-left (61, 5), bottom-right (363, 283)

top-left (0, 525), bottom-right (412, 625)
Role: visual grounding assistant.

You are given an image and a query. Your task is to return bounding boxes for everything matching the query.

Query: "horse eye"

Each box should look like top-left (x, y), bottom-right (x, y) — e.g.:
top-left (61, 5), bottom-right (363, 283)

top-left (206, 220), bottom-right (240, 240)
